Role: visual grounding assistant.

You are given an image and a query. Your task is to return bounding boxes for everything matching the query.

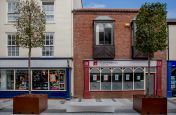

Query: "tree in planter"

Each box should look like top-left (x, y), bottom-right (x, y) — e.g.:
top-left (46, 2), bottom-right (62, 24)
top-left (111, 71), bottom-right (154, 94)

top-left (15, 0), bottom-right (46, 94)
top-left (135, 2), bottom-right (167, 95)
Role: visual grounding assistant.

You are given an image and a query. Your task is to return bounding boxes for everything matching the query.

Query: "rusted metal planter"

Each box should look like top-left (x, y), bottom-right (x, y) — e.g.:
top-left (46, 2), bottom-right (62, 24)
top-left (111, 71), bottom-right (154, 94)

top-left (13, 94), bottom-right (48, 114)
top-left (133, 94), bottom-right (167, 115)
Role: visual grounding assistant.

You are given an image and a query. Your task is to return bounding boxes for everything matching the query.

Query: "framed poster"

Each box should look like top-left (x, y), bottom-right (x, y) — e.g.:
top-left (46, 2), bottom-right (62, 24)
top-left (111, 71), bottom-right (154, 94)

top-left (115, 74), bottom-right (119, 80)
top-left (137, 76), bottom-right (141, 80)
top-left (93, 75), bottom-right (97, 81)
top-left (104, 75), bottom-right (108, 81)
top-left (126, 74), bottom-right (130, 80)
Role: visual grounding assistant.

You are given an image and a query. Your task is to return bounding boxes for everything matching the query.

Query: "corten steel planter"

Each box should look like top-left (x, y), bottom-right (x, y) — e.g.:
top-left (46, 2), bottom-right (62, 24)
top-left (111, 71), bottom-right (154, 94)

top-left (13, 94), bottom-right (48, 114)
top-left (133, 94), bottom-right (167, 115)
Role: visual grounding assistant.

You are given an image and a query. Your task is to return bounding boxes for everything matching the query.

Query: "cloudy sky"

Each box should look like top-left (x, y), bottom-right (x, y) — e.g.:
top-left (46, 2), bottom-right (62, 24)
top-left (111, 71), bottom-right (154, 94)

top-left (83, 0), bottom-right (176, 18)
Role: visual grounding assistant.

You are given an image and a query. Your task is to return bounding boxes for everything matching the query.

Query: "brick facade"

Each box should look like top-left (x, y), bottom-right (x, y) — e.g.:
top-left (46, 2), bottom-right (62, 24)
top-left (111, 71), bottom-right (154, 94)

top-left (73, 9), bottom-right (167, 98)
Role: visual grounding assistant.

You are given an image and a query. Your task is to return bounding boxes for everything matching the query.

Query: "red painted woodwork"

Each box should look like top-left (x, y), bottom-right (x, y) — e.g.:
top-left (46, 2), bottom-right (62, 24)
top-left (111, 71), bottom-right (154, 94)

top-left (83, 60), bottom-right (91, 98)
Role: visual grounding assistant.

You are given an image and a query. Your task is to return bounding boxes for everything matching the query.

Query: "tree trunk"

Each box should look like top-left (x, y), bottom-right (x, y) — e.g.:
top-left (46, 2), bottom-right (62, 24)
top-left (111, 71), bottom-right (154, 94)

top-left (28, 47), bottom-right (31, 94)
top-left (146, 53), bottom-right (151, 96)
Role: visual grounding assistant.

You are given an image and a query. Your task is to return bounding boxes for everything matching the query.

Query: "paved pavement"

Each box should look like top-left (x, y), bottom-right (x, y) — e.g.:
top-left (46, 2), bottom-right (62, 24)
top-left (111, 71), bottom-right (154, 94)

top-left (0, 98), bottom-right (176, 115)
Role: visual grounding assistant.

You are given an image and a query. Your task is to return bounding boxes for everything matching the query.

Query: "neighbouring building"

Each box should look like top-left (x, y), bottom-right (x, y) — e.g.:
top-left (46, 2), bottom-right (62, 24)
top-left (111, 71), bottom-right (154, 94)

top-left (0, 0), bottom-right (82, 98)
top-left (167, 19), bottom-right (176, 97)
top-left (73, 9), bottom-right (167, 98)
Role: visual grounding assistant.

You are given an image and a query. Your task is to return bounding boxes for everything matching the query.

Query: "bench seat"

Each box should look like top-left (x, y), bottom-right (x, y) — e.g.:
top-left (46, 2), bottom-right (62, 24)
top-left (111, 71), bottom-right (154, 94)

top-left (66, 101), bottom-right (115, 112)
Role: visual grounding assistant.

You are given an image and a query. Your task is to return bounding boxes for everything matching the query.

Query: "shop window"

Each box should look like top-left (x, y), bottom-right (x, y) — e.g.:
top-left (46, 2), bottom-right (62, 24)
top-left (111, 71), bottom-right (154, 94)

top-left (0, 70), bottom-right (14, 90)
top-left (112, 68), bottom-right (122, 90)
top-left (134, 68), bottom-right (144, 89)
top-left (15, 70), bottom-right (28, 90)
top-left (90, 68), bottom-right (100, 90)
top-left (7, 1), bottom-right (19, 22)
top-left (32, 70), bottom-right (48, 90)
top-left (101, 68), bottom-right (111, 90)
top-left (42, 33), bottom-right (54, 56)
top-left (42, 2), bottom-right (54, 22)
top-left (49, 70), bottom-right (66, 90)
top-left (123, 68), bottom-right (133, 90)
top-left (171, 68), bottom-right (176, 96)
top-left (7, 33), bottom-right (19, 56)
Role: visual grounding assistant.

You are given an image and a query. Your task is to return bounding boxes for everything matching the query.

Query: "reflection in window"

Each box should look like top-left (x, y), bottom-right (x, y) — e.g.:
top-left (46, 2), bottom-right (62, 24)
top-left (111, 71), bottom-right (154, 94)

top-left (49, 70), bottom-right (66, 90)
top-left (101, 68), bottom-right (111, 90)
top-left (8, 2), bottom-right (19, 22)
top-left (112, 68), bottom-right (122, 90)
top-left (7, 34), bottom-right (19, 56)
top-left (15, 70), bottom-right (28, 90)
top-left (95, 23), bottom-right (113, 45)
top-left (90, 68), bottom-right (100, 90)
top-left (32, 70), bottom-right (48, 90)
top-left (123, 68), bottom-right (133, 90)
top-left (134, 68), bottom-right (144, 89)
top-left (0, 70), bottom-right (14, 90)
top-left (42, 2), bottom-right (54, 21)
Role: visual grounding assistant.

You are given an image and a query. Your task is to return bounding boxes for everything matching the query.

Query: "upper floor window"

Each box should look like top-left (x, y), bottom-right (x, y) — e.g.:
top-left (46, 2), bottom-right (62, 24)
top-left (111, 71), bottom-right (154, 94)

top-left (7, 33), bottom-right (19, 56)
top-left (42, 2), bottom-right (54, 22)
top-left (95, 22), bottom-right (114, 45)
top-left (42, 33), bottom-right (54, 56)
top-left (7, 1), bottom-right (19, 22)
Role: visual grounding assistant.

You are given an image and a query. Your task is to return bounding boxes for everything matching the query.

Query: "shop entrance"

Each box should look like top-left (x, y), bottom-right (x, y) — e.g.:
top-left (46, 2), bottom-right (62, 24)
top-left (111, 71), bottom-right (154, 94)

top-left (146, 74), bottom-right (155, 95)
top-left (171, 68), bottom-right (176, 97)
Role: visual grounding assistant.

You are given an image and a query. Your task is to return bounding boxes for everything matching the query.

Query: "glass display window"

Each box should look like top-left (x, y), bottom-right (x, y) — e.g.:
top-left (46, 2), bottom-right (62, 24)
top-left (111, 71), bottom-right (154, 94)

top-left (15, 70), bottom-right (28, 90)
top-left (49, 69), bottom-right (66, 90)
top-left (0, 70), bottom-right (14, 90)
top-left (112, 68), bottom-right (122, 90)
top-left (32, 70), bottom-right (48, 90)
top-left (90, 68), bottom-right (100, 90)
top-left (123, 68), bottom-right (133, 90)
top-left (101, 68), bottom-right (111, 90)
top-left (134, 68), bottom-right (144, 89)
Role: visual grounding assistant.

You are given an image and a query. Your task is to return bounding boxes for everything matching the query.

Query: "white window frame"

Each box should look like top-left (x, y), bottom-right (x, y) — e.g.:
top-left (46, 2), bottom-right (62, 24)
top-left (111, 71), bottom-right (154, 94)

top-left (42, 1), bottom-right (54, 22)
top-left (7, 33), bottom-right (19, 56)
top-left (89, 67), bottom-right (147, 91)
top-left (42, 33), bottom-right (54, 56)
top-left (7, 0), bottom-right (19, 22)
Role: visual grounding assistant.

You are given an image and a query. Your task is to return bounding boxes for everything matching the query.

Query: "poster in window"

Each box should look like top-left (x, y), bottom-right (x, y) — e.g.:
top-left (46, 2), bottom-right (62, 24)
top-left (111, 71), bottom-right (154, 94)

top-left (104, 75), bottom-right (108, 81)
top-left (126, 74), bottom-right (130, 80)
top-left (137, 76), bottom-right (141, 80)
top-left (93, 75), bottom-right (97, 81)
top-left (50, 74), bottom-right (56, 82)
top-left (115, 74), bottom-right (119, 80)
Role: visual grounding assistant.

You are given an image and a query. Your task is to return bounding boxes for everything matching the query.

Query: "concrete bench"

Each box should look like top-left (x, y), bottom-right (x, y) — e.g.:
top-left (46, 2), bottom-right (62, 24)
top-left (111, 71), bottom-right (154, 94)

top-left (66, 101), bottom-right (115, 112)
top-left (0, 100), bottom-right (11, 109)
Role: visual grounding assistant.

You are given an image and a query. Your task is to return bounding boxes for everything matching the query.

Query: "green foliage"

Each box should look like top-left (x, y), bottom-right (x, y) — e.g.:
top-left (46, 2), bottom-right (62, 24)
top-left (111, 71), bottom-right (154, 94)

top-left (15, 0), bottom-right (46, 48)
top-left (135, 2), bottom-right (167, 54)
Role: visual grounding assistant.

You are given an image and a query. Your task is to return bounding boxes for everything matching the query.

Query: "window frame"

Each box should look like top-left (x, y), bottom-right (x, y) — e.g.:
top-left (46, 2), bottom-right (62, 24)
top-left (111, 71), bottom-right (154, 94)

top-left (7, 33), bottom-right (19, 57)
top-left (42, 1), bottom-right (54, 22)
top-left (94, 21), bottom-right (114, 46)
top-left (7, 1), bottom-right (19, 23)
top-left (42, 33), bottom-right (54, 57)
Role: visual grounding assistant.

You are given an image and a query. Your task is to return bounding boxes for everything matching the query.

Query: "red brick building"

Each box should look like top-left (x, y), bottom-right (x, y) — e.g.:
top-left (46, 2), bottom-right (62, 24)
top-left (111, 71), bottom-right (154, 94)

top-left (73, 9), bottom-right (166, 98)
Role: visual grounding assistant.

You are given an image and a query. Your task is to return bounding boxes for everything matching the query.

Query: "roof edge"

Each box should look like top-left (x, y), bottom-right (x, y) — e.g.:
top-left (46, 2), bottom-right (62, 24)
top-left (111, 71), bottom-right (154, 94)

top-left (73, 8), bottom-right (139, 13)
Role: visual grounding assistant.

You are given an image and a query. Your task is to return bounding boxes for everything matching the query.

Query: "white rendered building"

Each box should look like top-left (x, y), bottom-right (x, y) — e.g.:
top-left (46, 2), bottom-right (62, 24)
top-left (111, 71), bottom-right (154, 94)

top-left (0, 0), bottom-right (82, 98)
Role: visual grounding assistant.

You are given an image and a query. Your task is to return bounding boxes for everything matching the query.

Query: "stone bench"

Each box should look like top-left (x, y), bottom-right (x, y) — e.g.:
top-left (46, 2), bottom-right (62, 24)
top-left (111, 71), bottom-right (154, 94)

top-left (66, 101), bottom-right (115, 112)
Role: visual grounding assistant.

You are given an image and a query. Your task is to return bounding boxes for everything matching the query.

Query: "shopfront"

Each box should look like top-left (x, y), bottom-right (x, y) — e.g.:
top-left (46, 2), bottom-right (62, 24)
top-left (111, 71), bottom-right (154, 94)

top-left (0, 58), bottom-right (71, 98)
top-left (83, 60), bottom-right (162, 98)
top-left (167, 61), bottom-right (176, 97)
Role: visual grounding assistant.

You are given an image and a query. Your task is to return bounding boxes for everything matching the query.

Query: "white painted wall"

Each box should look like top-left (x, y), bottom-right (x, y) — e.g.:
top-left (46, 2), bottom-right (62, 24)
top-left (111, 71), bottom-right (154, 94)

top-left (168, 25), bottom-right (176, 60)
top-left (0, 0), bottom-right (82, 58)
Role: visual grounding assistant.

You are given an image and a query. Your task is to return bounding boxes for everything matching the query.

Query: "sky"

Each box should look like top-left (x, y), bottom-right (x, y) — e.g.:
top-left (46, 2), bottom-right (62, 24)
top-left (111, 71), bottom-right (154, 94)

top-left (83, 0), bottom-right (176, 18)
